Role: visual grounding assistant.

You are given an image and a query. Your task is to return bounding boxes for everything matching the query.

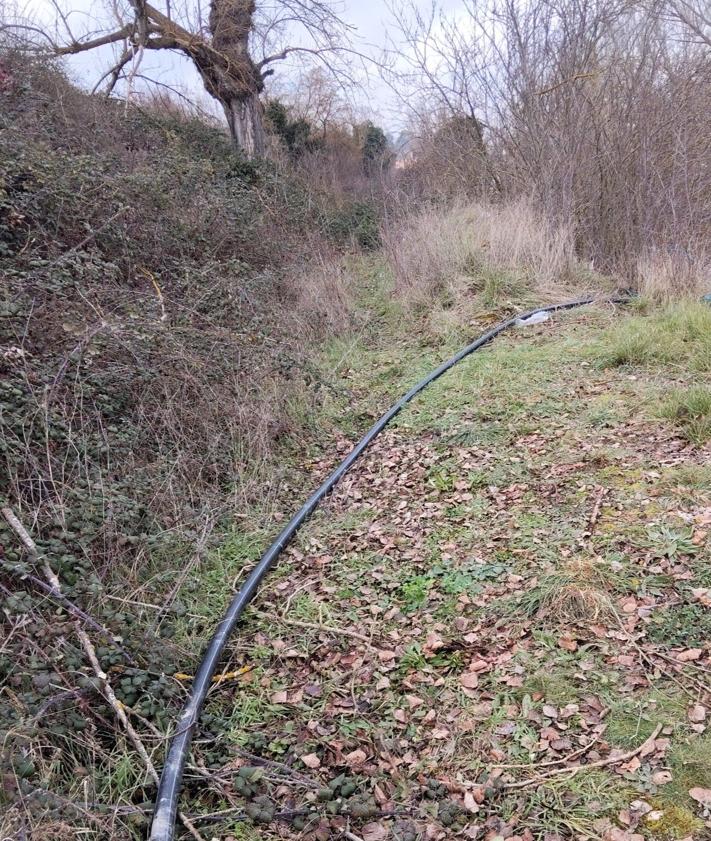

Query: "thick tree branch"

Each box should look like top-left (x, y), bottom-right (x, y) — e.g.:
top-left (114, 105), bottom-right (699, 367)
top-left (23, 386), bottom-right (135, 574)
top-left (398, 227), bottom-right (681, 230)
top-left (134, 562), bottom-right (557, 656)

top-left (56, 24), bottom-right (135, 55)
top-left (14, 0), bottom-right (353, 157)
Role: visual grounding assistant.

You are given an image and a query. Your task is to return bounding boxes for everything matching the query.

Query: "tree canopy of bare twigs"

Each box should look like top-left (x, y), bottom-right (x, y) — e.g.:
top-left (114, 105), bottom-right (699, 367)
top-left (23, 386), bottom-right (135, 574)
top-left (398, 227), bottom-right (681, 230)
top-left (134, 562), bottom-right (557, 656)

top-left (6, 0), bottom-right (356, 155)
top-left (385, 0), bottom-right (711, 276)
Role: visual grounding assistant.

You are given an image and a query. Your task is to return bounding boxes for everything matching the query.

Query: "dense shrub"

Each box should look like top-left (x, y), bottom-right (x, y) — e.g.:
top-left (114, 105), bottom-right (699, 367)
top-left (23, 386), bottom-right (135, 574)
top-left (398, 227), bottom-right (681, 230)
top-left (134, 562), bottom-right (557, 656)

top-left (0, 52), bottom-right (359, 836)
top-left (324, 200), bottom-right (381, 249)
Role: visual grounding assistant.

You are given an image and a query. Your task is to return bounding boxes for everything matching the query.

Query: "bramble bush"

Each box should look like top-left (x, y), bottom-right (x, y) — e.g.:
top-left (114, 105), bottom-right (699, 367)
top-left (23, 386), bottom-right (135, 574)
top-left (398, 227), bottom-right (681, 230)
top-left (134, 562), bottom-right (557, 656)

top-left (0, 50), bottom-right (374, 837)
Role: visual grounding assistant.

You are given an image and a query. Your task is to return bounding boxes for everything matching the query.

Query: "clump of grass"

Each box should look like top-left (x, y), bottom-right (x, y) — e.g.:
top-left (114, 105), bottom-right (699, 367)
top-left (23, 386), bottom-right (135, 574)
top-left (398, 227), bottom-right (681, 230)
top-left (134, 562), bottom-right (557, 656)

top-left (515, 770), bottom-right (632, 839)
top-left (666, 733), bottom-right (711, 807)
top-left (518, 559), bottom-right (615, 625)
top-left (606, 692), bottom-right (686, 749)
top-left (659, 386), bottom-right (711, 445)
top-left (471, 264), bottom-right (528, 307)
top-left (658, 464), bottom-right (711, 494)
top-left (596, 302), bottom-right (711, 372)
top-left (522, 672), bottom-right (579, 705)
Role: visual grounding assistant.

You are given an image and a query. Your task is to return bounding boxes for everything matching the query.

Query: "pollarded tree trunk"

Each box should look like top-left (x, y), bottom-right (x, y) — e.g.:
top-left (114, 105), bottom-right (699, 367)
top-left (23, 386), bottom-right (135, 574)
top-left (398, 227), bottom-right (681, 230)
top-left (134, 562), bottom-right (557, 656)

top-left (223, 93), bottom-right (265, 157)
top-left (56, 0), bottom-right (270, 157)
top-left (207, 0), bottom-right (266, 156)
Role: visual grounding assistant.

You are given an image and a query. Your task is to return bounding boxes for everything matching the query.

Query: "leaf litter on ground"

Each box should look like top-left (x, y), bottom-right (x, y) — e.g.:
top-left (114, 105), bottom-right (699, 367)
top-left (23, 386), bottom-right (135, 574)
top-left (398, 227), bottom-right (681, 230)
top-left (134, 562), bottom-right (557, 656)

top-left (211, 307), bottom-right (711, 840)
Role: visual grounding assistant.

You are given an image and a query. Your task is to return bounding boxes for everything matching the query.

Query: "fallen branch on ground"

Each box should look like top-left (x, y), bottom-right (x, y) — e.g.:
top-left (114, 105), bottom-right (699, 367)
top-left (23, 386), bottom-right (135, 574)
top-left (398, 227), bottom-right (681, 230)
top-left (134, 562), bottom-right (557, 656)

top-left (503, 724), bottom-right (663, 790)
top-left (493, 723), bottom-right (608, 770)
top-left (0, 537), bottom-right (135, 663)
top-left (1, 506), bottom-right (206, 841)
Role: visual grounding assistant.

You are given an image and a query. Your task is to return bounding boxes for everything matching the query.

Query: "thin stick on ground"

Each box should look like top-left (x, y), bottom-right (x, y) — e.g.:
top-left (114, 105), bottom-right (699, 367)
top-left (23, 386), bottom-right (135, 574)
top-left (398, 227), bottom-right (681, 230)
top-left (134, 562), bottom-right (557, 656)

top-left (613, 611), bottom-right (711, 701)
top-left (493, 724), bottom-right (608, 770)
top-left (579, 485), bottom-right (606, 550)
top-left (235, 748), bottom-right (320, 787)
top-left (255, 609), bottom-right (375, 645)
top-left (1, 506), bottom-right (206, 841)
top-left (503, 724), bottom-right (663, 790)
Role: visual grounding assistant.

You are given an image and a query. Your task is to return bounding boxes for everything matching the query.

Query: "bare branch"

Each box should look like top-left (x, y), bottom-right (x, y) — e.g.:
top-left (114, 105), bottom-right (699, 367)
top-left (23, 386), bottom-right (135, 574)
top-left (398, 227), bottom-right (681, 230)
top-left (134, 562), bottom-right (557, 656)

top-left (56, 24), bottom-right (136, 55)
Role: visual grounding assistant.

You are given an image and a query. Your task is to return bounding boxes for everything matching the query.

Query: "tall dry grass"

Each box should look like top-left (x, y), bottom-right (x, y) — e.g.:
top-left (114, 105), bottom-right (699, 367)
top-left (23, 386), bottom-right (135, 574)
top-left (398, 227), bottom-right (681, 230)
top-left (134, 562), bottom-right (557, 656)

top-left (636, 249), bottom-right (710, 304)
top-left (383, 199), bottom-right (578, 307)
top-left (286, 248), bottom-right (356, 335)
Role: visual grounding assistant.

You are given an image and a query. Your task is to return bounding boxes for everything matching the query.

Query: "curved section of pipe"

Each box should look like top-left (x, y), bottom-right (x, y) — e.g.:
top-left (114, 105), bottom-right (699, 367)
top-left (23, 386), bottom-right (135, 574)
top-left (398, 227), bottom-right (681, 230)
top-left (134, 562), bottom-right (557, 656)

top-left (150, 295), bottom-right (626, 840)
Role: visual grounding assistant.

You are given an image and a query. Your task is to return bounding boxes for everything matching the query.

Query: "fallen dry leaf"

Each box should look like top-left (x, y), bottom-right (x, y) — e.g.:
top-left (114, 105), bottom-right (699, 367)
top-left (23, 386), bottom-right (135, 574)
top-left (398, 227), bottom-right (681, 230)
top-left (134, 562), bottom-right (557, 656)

top-left (558, 635), bottom-right (577, 652)
top-left (604, 828), bottom-right (644, 841)
top-left (300, 753), bottom-right (320, 769)
top-left (362, 821), bottom-right (388, 841)
top-left (460, 672), bottom-right (479, 689)
top-left (344, 748), bottom-right (367, 766)
top-left (688, 704), bottom-right (707, 723)
top-left (432, 727), bottom-right (451, 739)
top-left (424, 632), bottom-right (445, 656)
top-left (689, 787), bottom-right (711, 806)
top-left (677, 648), bottom-right (703, 662)
top-left (463, 790), bottom-right (480, 813)
top-left (378, 649), bottom-right (397, 662)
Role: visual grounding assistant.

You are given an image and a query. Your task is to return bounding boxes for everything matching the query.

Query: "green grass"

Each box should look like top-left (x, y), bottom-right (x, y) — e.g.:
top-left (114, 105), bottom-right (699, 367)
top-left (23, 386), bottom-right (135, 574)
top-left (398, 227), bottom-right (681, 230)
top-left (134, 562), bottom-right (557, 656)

top-left (174, 529), bottom-right (267, 644)
top-left (521, 671), bottom-right (580, 706)
top-left (514, 771), bottom-right (633, 838)
top-left (183, 272), bottom-right (711, 838)
top-left (659, 385), bottom-right (711, 444)
top-left (471, 265), bottom-right (528, 307)
top-left (668, 733), bottom-right (711, 798)
top-left (647, 602), bottom-right (711, 647)
top-left (595, 301), bottom-right (711, 372)
top-left (658, 464), bottom-right (711, 494)
top-left (606, 691), bottom-right (687, 749)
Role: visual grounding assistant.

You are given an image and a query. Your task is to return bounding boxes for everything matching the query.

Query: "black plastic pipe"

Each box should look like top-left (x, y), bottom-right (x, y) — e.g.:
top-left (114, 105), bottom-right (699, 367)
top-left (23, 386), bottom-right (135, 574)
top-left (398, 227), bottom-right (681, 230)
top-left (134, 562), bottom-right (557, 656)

top-left (150, 295), bottom-right (625, 840)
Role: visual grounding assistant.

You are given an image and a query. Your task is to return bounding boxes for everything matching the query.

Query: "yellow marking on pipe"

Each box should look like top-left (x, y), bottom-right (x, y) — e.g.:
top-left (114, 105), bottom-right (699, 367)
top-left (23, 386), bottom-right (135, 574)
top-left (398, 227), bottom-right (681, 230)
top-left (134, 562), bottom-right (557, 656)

top-left (173, 665), bottom-right (253, 683)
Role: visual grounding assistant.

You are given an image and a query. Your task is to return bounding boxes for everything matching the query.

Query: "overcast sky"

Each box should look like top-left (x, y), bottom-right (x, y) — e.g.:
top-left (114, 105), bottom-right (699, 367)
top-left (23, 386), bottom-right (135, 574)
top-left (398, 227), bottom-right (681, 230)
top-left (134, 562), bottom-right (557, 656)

top-left (26, 0), bottom-right (464, 131)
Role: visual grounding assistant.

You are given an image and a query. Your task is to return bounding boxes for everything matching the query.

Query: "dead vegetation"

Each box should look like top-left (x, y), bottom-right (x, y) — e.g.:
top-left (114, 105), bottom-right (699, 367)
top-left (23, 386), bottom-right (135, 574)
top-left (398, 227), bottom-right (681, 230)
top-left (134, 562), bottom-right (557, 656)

top-left (1, 51), bottom-right (363, 840)
top-left (382, 200), bottom-right (583, 310)
top-left (518, 559), bottom-right (616, 627)
top-left (388, 0), bottom-right (711, 290)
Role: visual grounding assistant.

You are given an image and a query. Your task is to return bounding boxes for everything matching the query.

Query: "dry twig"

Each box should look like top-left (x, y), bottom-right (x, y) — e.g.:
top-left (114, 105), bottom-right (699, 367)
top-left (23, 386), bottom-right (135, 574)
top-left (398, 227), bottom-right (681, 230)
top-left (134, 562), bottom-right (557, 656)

top-left (503, 724), bottom-right (663, 790)
top-left (1, 506), bottom-right (206, 841)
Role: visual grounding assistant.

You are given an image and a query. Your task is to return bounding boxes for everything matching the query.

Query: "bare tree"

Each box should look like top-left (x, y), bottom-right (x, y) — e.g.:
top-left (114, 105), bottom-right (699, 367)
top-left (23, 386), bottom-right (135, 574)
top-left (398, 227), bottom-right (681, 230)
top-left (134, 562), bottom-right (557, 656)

top-left (660, 0), bottom-right (711, 47)
top-left (386, 0), bottom-right (711, 278)
top-left (281, 65), bottom-right (354, 138)
top-left (383, 2), bottom-right (503, 196)
top-left (13, 0), bottom-right (353, 156)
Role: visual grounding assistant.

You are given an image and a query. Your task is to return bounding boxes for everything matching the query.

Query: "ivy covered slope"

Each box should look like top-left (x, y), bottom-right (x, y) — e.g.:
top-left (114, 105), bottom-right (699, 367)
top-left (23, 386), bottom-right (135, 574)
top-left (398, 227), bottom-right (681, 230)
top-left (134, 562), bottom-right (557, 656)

top-left (0, 52), bottom-right (373, 838)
